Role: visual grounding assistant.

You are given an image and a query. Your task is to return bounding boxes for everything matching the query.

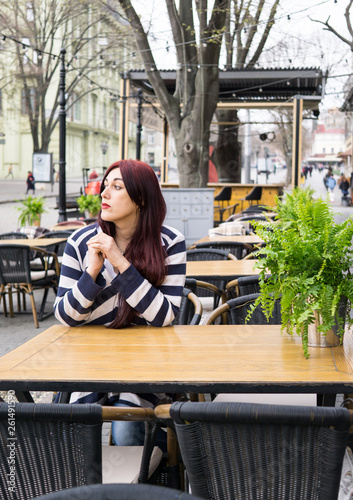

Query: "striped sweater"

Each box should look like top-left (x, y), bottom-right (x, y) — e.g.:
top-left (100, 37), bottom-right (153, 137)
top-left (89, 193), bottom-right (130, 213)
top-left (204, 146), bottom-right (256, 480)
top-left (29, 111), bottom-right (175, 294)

top-left (54, 223), bottom-right (187, 327)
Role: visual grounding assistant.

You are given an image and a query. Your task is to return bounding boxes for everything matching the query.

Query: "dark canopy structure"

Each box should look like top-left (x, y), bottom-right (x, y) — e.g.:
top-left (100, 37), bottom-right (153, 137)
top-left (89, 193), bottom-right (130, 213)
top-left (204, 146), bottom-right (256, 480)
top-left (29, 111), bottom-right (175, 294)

top-left (120, 68), bottom-right (326, 186)
top-left (129, 67), bottom-right (324, 107)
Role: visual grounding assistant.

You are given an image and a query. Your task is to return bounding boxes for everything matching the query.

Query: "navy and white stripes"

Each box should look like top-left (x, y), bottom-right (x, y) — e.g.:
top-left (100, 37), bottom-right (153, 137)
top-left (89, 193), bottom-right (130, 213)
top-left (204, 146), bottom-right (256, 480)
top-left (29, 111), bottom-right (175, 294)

top-left (54, 224), bottom-right (186, 327)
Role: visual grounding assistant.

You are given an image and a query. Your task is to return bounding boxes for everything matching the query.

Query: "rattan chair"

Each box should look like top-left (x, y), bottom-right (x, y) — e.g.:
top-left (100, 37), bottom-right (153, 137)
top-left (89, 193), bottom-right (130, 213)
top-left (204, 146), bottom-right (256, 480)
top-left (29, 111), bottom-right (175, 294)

top-left (161, 401), bottom-right (351, 500)
top-left (185, 278), bottom-right (223, 309)
top-left (204, 292), bottom-right (281, 325)
top-left (186, 249), bottom-right (235, 308)
top-left (0, 231), bottom-right (28, 239)
top-left (33, 484), bottom-right (205, 499)
top-left (225, 274), bottom-right (271, 300)
top-left (171, 286), bottom-right (202, 325)
top-left (193, 241), bottom-right (253, 259)
top-left (0, 244), bottom-right (60, 327)
top-left (0, 232), bottom-right (29, 312)
top-left (0, 403), bottom-right (161, 500)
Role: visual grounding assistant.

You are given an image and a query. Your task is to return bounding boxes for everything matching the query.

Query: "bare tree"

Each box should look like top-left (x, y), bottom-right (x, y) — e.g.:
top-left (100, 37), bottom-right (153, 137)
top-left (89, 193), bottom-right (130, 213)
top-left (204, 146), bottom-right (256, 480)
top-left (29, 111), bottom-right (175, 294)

top-left (101, 0), bottom-right (227, 188)
top-left (310, 1), bottom-right (353, 50)
top-left (0, 0), bottom-right (128, 153)
top-left (212, 0), bottom-right (280, 182)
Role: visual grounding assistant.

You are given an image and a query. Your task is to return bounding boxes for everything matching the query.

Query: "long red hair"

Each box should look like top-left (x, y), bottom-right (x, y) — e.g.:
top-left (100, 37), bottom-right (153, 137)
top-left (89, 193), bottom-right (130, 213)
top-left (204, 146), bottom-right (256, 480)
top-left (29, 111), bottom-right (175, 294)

top-left (98, 159), bottom-right (167, 327)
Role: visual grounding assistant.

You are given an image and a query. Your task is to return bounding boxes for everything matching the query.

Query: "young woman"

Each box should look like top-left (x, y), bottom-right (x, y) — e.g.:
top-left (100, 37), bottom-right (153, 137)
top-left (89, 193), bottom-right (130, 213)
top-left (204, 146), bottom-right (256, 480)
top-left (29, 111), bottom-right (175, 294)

top-left (54, 159), bottom-right (186, 446)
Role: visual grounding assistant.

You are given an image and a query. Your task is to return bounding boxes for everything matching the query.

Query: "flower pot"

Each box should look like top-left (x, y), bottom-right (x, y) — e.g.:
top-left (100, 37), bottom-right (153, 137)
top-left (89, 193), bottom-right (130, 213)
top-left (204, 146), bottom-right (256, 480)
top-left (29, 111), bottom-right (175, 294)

top-left (33, 217), bottom-right (41, 227)
top-left (307, 299), bottom-right (346, 347)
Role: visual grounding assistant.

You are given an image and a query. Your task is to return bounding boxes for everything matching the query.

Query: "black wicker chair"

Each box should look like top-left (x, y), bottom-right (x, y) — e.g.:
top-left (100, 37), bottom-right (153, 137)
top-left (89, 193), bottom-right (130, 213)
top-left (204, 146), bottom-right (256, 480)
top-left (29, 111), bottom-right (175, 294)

top-left (0, 403), bottom-right (161, 500)
top-left (193, 241), bottom-right (253, 259)
top-left (186, 249), bottom-right (235, 308)
top-left (0, 232), bottom-right (28, 239)
top-left (225, 274), bottom-right (272, 300)
top-left (171, 286), bottom-right (202, 325)
top-left (0, 244), bottom-right (59, 326)
top-left (0, 403), bottom-right (103, 500)
top-left (33, 483), bottom-right (205, 499)
top-left (204, 292), bottom-right (281, 325)
top-left (168, 401), bottom-right (351, 500)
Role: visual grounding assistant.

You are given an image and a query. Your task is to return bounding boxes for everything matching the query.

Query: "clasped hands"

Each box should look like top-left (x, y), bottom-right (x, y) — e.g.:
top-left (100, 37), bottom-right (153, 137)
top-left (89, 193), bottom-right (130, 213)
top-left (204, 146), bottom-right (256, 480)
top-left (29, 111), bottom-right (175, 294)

top-left (86, 233), bottom-right (129, 279)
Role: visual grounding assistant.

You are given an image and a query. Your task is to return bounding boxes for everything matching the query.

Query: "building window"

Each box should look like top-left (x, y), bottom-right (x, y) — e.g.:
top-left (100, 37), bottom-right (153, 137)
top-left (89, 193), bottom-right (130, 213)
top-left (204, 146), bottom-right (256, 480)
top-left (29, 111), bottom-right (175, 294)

top-left (67, 92), bottom-right (80, 121)
top-left (147, 152), bottom-right (155, 165)
top-left (112, 106), bottom-right (118, 132)
top-left (103, 102), bottom-right (107, 128)
top-left (21, 87), bottom-right (36, 114)
top-left (331, 147), bottom-right (334, 153)
top-left (323, 147), bottom-right (325, 153)
top-left (148, 134), bottom-right (155, 145)
top-left (92, 94), bottom-right (97, 125)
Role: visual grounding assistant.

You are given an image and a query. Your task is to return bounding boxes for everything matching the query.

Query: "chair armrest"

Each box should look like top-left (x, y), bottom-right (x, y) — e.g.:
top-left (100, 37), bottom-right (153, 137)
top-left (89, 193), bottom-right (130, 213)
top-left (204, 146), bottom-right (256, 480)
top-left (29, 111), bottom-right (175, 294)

top-left (31, 246), bottom-right (60, 275)
top-left (202, 302), bottom-right (230, 325)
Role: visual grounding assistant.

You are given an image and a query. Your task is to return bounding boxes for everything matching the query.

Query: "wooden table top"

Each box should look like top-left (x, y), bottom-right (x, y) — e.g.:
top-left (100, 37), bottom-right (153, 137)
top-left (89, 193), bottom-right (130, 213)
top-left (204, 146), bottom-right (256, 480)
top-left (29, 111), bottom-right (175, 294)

top-left (186, 259), bottom-right (260, 279)
top-left (194, 235), bottom-right (264, 244)
top-left (0, 238), bottom-right (67, 247)
top-left (1, 324), bottom-right (353, 394)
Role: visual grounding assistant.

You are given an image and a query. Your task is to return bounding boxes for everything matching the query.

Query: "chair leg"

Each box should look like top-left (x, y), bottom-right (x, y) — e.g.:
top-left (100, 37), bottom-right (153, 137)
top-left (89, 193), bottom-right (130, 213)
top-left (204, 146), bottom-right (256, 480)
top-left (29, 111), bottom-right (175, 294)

top-left (28, 290), bottom-right (39, 328)
top-left (8, 288), bottom-right (14, 317)
top-left (0, 285), bottom-right (7, 317)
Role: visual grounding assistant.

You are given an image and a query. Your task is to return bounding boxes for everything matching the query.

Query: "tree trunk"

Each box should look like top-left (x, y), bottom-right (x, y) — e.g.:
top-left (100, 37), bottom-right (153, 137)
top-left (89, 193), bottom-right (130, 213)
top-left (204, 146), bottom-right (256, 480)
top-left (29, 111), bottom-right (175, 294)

top-left (174, 114), bottom-right (210, 187)
top-left (213, 108), bottom-right (242, 182)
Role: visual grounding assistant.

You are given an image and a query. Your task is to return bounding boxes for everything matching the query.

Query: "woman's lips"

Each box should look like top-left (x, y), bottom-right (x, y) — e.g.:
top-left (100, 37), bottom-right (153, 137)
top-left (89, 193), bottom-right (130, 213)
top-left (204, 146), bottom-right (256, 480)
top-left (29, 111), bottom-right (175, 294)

top-left (101, 203), bottom-right (110, 209)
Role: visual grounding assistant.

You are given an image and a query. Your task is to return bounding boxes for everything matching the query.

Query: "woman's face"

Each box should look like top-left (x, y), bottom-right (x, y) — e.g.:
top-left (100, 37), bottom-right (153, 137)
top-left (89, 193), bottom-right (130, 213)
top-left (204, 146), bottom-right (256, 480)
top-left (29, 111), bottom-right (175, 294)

top-left (100, 168), bottom-right (140, 227)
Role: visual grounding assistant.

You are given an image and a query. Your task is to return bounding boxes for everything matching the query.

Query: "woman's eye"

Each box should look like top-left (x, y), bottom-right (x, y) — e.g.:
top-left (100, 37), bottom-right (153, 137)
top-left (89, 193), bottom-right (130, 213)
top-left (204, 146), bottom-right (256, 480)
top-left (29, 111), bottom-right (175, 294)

top-left (114, 184), bottom-right (122, 190)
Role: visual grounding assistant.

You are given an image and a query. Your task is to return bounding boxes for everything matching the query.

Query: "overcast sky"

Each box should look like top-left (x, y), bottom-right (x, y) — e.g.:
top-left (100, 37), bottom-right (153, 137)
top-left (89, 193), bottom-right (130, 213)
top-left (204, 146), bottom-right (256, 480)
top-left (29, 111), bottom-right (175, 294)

top-left (131, 0), bottom-right (351, 111)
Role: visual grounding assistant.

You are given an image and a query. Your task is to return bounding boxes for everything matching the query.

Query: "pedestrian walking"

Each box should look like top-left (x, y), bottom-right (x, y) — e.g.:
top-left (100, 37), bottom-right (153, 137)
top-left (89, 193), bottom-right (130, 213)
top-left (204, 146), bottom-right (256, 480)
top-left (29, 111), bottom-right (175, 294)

top-left (26, 171), bottom-right (35, 194)
top-left (5, 164), bottom-right (13, 179)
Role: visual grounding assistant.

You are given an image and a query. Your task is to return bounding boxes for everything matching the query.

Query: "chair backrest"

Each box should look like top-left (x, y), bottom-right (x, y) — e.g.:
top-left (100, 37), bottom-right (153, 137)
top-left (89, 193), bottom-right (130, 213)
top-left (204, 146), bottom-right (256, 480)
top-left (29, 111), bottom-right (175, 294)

top-left (187, 248), bottom-right (233, 261)
top-left (195, 241), bottom-right (250, 260)
top-left (33, 483), bottom-right (205, 499)
top-left (172, 287), bottom-right (202, 325)
top-left (0, 403), bottom-right (103, 500)
top-left (0, 244), bottom-right (33, 285)
top-left (214, 186), bottom-right (232, 202)
top-left (170, 401), bottom-right (351, 500)
top-left (245, 185), bottom-right (262, 201)
top-left (204, 292), bottom-right (281, 325)
top-left (185, 278), bottom-right (223, 309)
top-left (0, 232), bottom-right (28, 239)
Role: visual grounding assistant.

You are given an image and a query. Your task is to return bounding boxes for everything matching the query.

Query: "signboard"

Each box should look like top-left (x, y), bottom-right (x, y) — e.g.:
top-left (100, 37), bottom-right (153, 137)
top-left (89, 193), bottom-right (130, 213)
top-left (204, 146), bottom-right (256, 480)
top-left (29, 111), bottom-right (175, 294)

top-left (32, 153), bottom-right (52, 183)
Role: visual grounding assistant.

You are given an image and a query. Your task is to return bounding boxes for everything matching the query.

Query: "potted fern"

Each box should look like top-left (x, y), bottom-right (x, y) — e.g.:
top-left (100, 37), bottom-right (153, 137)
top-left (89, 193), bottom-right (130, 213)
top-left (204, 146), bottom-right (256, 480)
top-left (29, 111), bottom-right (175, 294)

top-left (76, 194), bottom-right (101, 218)
top-left (251, 187), bottom-right (353, 358)
top-left (16, 195), bottom-right (47, 227)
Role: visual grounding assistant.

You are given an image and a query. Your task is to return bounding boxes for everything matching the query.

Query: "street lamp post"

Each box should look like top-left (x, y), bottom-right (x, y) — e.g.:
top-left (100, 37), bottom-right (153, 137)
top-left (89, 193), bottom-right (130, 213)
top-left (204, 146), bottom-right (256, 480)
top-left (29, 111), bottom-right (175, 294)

top-left (58, 47), bottom-right (67, 222)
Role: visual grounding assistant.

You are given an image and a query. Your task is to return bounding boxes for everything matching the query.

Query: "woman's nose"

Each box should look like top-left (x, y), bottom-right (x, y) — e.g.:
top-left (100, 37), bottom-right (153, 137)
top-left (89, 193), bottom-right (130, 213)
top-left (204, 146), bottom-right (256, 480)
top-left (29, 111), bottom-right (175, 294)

top-left (101, 186), bottom-right (109, 197)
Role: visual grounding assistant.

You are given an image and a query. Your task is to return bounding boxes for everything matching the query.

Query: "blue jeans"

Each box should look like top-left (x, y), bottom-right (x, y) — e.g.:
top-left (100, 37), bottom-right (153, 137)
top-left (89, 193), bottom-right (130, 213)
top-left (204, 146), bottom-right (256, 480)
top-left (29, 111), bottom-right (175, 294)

top-left (111, 401), bottom-right (167, 452)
